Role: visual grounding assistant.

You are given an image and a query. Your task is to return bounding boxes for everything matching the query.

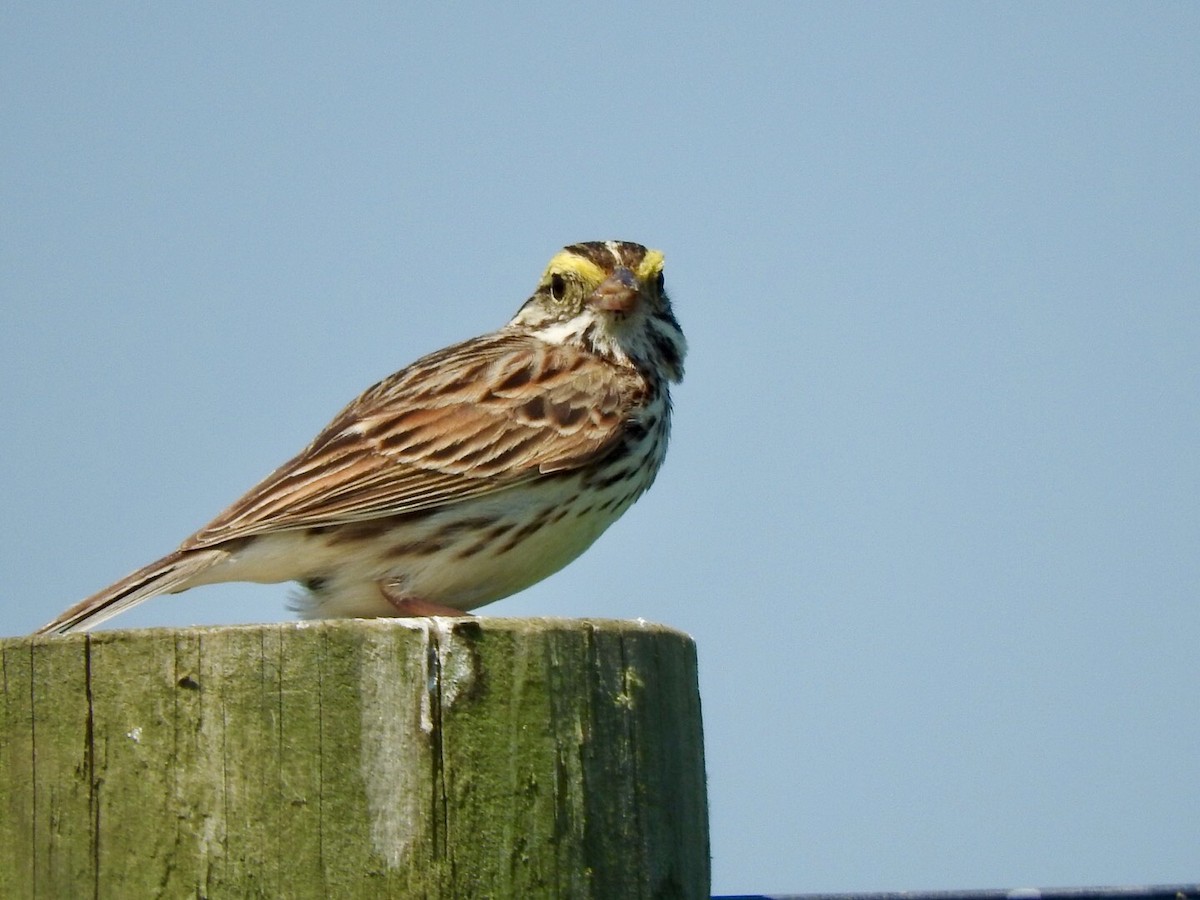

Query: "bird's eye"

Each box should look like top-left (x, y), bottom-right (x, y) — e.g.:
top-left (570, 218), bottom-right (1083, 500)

top-left (654, 271), bottom-right (665, 295)
top-left (549, 273), bottom-right (567, 302)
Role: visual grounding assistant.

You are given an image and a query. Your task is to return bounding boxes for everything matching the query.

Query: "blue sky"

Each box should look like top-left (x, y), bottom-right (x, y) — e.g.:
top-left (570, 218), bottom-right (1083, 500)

top-left (3, 4), bottom-right (1197, 894)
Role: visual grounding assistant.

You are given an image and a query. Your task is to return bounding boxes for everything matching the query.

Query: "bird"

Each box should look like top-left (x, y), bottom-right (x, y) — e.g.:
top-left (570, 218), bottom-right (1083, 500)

top-left (37, 240), bottom-right (686, 635)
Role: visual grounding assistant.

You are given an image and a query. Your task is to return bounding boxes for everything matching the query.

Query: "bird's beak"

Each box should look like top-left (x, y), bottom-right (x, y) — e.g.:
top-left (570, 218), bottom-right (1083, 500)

top-left (588, 267), bottom-right (640, 314)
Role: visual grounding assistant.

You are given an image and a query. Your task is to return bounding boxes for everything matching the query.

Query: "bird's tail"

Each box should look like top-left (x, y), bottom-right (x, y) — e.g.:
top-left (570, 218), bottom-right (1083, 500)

top-left (36, 548), bottom-right (227, 635)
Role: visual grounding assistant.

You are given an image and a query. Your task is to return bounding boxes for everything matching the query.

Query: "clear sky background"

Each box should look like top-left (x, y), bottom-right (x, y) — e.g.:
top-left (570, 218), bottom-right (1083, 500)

top-left (3, 4), bottom-right (1197, 894)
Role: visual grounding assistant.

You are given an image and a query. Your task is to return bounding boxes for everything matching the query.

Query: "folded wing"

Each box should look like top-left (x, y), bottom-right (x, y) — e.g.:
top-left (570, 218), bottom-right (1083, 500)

top-left (186, 333), bottom-right (646, 548)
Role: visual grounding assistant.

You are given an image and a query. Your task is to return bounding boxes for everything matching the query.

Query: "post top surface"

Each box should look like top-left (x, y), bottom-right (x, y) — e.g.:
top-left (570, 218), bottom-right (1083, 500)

top-left (8, 616), bottom-right (694, 647)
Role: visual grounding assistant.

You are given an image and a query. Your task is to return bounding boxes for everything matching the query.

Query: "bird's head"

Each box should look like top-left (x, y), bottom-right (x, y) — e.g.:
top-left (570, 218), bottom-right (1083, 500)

top-left (509, 240), bottom-right (686, 383)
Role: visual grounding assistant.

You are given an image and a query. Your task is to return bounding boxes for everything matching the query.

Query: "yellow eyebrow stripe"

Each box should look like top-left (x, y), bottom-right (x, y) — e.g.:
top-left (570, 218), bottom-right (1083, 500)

top-left (636, 249), bottom-right (664, 281)
top-left (542, 251), bottom-right (606, 285)
top-left (542, 247), bottom-right (665, 287)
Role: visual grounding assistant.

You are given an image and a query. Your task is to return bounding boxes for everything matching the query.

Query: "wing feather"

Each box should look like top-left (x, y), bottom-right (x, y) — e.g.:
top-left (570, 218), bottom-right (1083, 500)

top-left (185, 333), bottom-right (645, 548)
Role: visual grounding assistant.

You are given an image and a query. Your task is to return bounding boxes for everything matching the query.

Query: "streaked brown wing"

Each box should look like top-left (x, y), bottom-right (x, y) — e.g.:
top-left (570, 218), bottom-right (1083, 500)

top-left (185, 333), bottom-right (645, 548)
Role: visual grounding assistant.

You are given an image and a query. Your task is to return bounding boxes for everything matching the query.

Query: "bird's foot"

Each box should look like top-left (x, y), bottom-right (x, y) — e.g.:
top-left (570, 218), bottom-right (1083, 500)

top-left (380, 584), bottom-right (472, 618)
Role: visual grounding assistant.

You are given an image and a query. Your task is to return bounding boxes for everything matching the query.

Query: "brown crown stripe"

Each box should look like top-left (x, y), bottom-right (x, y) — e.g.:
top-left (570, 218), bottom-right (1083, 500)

top-left (564, 241), bottom-right (648, 271)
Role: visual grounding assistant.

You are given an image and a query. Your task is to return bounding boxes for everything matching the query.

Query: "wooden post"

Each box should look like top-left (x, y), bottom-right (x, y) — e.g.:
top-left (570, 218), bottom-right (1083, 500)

top-left (0, 618), bottom-right (709, 898)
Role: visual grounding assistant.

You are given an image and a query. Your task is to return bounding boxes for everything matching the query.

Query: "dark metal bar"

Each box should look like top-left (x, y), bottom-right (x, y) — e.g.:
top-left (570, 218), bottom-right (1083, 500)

top-left (716, 883), bottom-right (1200, 900)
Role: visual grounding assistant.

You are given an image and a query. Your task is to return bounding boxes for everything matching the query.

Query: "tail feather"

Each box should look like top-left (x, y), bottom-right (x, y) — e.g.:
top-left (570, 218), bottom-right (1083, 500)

top-left (37, 549), bottom-right (228, 635)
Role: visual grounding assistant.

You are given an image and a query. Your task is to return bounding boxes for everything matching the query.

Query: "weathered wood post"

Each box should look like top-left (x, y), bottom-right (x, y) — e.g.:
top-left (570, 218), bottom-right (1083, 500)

top-left (0, 618), bottom-right (708, 898)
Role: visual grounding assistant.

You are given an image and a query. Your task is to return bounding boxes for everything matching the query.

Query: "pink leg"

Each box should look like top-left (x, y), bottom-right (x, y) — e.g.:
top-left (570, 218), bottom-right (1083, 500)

top-left (380, 583), bottom-right (472, 617)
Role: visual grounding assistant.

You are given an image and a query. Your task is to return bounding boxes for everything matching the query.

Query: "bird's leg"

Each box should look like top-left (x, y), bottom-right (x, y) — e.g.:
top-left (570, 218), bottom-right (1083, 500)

top-left (379, 582), bottom-right (472, 617)
top-left (389, 597), bottom-right (474, 617)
